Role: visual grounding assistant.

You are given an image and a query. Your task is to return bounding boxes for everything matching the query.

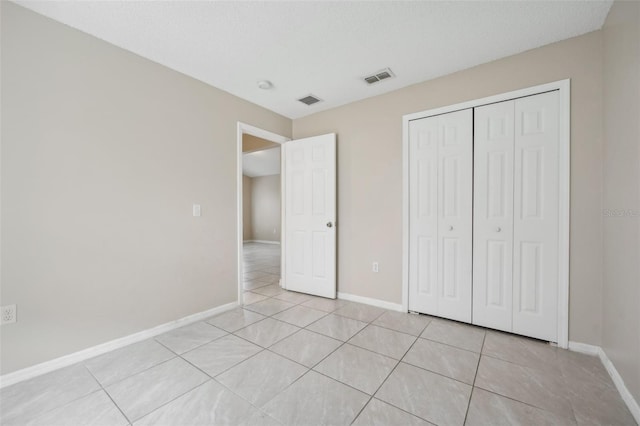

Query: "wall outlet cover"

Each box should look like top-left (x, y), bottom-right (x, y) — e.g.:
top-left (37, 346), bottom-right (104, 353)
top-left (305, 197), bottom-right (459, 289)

top-left (1, 304), bottom-right (17, 325)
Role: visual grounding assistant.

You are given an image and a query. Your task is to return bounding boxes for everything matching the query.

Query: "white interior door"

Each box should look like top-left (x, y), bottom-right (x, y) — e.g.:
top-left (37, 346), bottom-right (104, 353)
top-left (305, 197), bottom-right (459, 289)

top-left (512, 91), bottom-right (559, 341)
top-left (284, 133), bottom-right (336, 298)
top-left (409, 109), bottom-right (473, 322)
top-left (473, 100), bottom-right (515, 332)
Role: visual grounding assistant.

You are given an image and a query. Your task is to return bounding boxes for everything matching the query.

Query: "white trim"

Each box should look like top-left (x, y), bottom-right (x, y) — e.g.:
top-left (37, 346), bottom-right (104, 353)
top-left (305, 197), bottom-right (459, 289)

top-left (568, 340), bottom-right (600, 356)
top-left (598, 347), bottom-right (640, 424)
top-left (236, 122), bottom-right (290, 307)
top-left (556, 79), bottom-right (571, 349)
top-left (569, 341), bottom-right (640, 424)
top-left (402, 79), bottom-right (571, 349)
top-left (0, 301), bottom-right (237, 389)
top-left (337, 292), bottom-right (404, 312)
top-left (243, 240), bottom-right (281, 245)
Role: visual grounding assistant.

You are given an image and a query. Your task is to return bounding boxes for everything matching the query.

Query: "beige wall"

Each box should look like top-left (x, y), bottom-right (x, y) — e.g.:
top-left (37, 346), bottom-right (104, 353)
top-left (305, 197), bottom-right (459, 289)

top-left (242, 175), bottom-right (253, 240)
top-left (293, 31), bottom-right (604, 345)
top-left (0, 2), bottom-right (291, 374)
top-left (602, 0), bottom-right (640, 404)
top-left (250, 175), bottom-right (281, 242)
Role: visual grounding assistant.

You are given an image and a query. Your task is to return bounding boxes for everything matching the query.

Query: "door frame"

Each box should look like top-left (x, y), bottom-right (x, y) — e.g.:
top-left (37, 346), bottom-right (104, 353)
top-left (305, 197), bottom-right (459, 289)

top-left (236, 122), bottom-right (290, 305)
top-left (401, 79), bottom-right (571, 348)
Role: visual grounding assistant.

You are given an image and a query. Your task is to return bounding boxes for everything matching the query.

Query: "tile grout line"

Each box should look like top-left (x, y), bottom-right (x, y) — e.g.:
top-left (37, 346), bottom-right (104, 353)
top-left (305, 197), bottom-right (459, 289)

top-left (82, 364), bottom-right (133, 425)
top-left (462, 330), bottom-right (486, 425)
top-left (352, 332), bottom-right (433, 425)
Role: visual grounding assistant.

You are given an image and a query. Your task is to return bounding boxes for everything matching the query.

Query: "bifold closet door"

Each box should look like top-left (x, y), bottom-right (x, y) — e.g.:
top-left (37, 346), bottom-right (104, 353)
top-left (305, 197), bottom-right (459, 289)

top-left (473, 100), bottom-right (515, 332)
top-left (473, 91), bottom-right (559, 342)
top-left (409, 109), bottom-right (473, 322)
top-left (512, 91), bottom-right (559, 341)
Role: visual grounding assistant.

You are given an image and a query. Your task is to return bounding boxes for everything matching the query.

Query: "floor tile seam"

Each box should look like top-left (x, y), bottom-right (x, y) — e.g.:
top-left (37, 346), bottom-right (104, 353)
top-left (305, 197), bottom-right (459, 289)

top-left (393, 359), bottom-right (476, 390)
top-left (262, 301), bottom-right (308, 317)
top-left (82, 363), bottom-right (133, 425)
top-left (349, 394), bottom-right (374, 425)
top-left (481, 345), bottom-right (560, 367)
top-left (370, 337), bottom-right (437, 425)
top-left (371, 396), bottom-right (440, 426)
top-left (252, 366), bottom-right (315, 411)
top-left (273, 289), bottom-right (316, 306)
top-left (234, 311), bottom-right (304, 337)
top-left (367, 321), bottom-right (426, 338)
top-left (244, 305), bottom-right (296, 317)
top-left (299, 304), bottom-right (341, 314)
top-left (417, 335), bottom-right (483, 355)
top-left (86, 353), bottom-right (179, 390)
top-left (339, 341), bottom-right (405, 364)
top-left (182, 346), bottom-right (266, 381)
top-left (229, 326), bottom-right (290, 350)
top-left (126, 379), bottom-right (212, 425)
top-left (556, 367), bottom-right (617, 391)
top-left (7, 386), bottom-right (110, 426)
top-left (462, 331), bottom-right (487, 425)
top-left (227, 315), bottom-right (270, 334)
top-left (271, 295), bottom-right (309, 305)
top-left (299, 311), bottom-right (343, 329)
top-left (153, 328), bottom-right (230, 357)
top-left (302, 335), bottom-right (349, 370)
top-left (469, 386), bottom-right (579, 424)
top-left (244, 281), bottom-right (274, 291)
top-left (272, 311), bottom-right (330, 329)
top-left (347, 331), bottom-right (418, 361)
top-left (472, 381), bottom-right (578, 422)
top-left (309, 366), bottom-right (378, 398)
top-left (477, 352), bottom-right (566, 379)
top-left (283, 327), bottom-right (344, 349)
top-left (331, 310), bottom-right (385, 324)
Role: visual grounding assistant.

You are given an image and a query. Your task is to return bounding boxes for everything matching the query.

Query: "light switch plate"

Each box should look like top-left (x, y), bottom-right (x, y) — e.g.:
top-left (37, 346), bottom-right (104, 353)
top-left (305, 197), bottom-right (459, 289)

top-left (193, 204), bottom-right (201, 217)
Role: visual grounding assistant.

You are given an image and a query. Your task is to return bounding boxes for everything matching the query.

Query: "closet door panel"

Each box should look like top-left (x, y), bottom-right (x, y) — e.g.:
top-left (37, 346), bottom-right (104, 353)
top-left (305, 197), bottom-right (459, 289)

top-left (409, 116), bottom-right (439, 313)
top-left (513, 91), bottom-right (559, 341)
top-left (473, 101), bottom-right (515, 331)
top-left (437, 109), bottom-right (473, 322)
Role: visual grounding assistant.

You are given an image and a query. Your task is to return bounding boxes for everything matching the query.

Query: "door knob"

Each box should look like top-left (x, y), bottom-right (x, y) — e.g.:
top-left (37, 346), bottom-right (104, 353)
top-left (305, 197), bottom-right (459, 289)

top-left (326, 222), bottom-right (333, 228)
top-left (496, 227), bottom-right (502, 232)
top-left (449, 226), bottom-right (454, 231)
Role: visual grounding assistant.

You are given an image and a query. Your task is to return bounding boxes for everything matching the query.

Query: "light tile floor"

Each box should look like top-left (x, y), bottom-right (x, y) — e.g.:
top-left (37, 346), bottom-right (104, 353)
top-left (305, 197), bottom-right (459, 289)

top-left (0, 244), bottom-right (636, 425)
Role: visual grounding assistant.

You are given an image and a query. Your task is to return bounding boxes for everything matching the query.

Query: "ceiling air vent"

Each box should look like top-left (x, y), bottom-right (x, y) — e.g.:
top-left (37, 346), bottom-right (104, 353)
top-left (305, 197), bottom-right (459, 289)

top-left (363, 68), bottom-right (395, 85)
top-left (298, 94), bottom-right (322, 106)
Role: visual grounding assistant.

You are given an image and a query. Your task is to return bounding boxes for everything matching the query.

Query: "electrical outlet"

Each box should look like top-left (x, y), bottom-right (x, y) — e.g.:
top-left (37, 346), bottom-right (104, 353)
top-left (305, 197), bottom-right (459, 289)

top-left (1, 305), bottom-right (17, 325)
top-left (372, 262), bottom-right (379, 273)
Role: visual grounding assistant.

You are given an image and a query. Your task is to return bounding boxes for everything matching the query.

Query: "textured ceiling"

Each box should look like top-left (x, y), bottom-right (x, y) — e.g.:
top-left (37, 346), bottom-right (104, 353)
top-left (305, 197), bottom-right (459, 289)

top-left (15, 1), bottom-right (612, 119)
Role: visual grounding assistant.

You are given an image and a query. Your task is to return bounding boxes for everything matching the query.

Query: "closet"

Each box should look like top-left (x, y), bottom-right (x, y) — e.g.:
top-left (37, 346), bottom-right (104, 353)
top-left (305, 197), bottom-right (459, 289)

top-left (408, 89), bottom-right (562, 343)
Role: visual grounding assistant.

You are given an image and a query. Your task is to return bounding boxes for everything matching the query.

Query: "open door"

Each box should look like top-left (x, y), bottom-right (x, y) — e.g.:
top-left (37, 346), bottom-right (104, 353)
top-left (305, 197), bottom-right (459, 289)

top-left (283, 133), bottom-right (336, 298)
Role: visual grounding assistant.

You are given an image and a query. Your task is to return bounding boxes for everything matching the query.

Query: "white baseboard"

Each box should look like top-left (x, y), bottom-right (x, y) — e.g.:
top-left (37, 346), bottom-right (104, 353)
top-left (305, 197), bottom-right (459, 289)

top-left (569, 341), bottom-right (640, 423)
top-left (337, 292), bottom-right (404, 312)
top-left (0, 301), bottom-right (238, 389)
top-left (244, 240), bottom-right (280, 245)
top-left (568, 341), bottom-right (600, 356)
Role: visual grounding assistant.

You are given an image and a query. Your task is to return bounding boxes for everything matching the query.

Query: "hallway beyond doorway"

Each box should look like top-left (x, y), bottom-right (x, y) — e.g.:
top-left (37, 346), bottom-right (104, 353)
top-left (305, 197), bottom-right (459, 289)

top-left (243, 242), bottom-right (281, 293)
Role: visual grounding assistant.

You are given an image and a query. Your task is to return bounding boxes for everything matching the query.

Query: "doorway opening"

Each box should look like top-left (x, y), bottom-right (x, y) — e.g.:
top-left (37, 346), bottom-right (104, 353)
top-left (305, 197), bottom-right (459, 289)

top-left (236, 123), bottom-right (290, 305)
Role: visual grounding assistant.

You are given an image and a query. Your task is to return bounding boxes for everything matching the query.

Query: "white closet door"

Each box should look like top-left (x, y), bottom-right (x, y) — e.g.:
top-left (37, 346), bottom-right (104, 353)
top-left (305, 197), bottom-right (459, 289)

top-left (437, 110), bottom-right (473, 322)
top-left (513, 91), bottom-right (559, 341)
top-left (408, 115), bottom-right (439, 314)
top-left (473, 100), bottom-right (515, 331)
top-left (409, 109), bottom-right (472, 322)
